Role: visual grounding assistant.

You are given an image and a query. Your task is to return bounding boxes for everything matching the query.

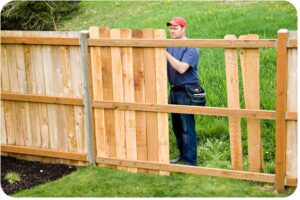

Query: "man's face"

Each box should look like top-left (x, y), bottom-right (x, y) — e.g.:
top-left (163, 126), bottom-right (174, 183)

top-left (169, 25), bottom-right (186, 39)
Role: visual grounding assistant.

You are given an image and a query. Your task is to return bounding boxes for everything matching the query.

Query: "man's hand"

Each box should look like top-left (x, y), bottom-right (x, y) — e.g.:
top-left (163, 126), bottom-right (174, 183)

top-left (166, 51), bottom-right (189, 74)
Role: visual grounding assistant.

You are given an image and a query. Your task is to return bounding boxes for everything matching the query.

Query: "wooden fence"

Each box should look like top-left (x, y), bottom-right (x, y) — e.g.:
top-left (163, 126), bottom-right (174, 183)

top-left (0, 28), bottom-right (297, 192)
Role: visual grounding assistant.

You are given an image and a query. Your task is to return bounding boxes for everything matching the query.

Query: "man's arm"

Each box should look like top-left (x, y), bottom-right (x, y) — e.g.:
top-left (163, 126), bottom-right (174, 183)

top-left (166, 51), bottom-right (189, 74)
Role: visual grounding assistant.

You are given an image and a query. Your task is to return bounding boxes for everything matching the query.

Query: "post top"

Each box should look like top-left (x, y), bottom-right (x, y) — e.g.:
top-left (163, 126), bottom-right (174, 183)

top-left (278, 29), bottom-right (288, 33)
top-left (80, 30), bottom-right (89, 34)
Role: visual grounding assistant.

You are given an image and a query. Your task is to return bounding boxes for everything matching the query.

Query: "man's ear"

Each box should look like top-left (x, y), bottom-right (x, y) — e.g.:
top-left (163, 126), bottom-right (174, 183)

top-left (182, 27), bottom-right (186, 33)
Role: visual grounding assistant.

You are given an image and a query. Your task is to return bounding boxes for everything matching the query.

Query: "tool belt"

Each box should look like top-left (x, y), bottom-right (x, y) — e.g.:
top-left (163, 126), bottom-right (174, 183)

top-left (171, 83), bottom-right (206, 106)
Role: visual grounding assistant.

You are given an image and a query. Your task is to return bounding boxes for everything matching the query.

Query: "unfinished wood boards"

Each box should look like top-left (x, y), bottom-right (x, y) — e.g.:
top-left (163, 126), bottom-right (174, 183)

top-left (89, 27), bottom-right (169, 174)
top-left (89, 26), bottom-right (108, 167)
top-left (111, 29), bottom-right (126, 171)
top-left (286, 31), bottom-right (297, 178)
top-left (0, 31), bottom-right (86, 165)
top-left (155, 29), bottom-right (169, 175)
top-left (224, 35), bottom-right (243, 171)
top-left (133, 29), bottom-right (148, 173)
top-left (121, 29), bottom-right (137, 172)
top-left (239, 34), bottom-right (263, 172)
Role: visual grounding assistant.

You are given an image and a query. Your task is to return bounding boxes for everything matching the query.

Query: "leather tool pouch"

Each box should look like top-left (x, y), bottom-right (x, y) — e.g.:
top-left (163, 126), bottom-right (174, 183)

top-left (185, 85), bottom-right (206, 106)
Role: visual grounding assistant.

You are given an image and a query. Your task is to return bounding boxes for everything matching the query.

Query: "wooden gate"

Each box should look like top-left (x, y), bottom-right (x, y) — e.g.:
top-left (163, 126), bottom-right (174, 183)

top-left (88, 27), bottom-right (169, 174)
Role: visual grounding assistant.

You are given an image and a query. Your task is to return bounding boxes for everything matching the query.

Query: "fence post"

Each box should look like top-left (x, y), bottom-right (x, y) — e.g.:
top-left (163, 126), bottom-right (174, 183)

top-left (275, 29), bottom-right (288, 192)
top-left (80, 30), bottom-right (95, 165)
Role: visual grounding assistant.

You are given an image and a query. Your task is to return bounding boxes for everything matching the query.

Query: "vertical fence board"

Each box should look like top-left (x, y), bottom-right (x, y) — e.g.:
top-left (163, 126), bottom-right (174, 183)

top-left (61, 46), bottom-right (77, 154)
top-left (6, 45), bottom-right (18, 147)
top-left (154, 29), bottom-right (169, 175)
top-left (224, 35), bottom-right (243, 170)
top-left (23, 45), bottom-right (33, 150)
top-left (121, 29), bottom-right (137, 173)
top-left (15, 42), bottom-right (27, 150)
top-left (239, 34), bottom-right (263, 172)
top-left (60, 45), bottom-right (78, 166)
top-left (69, 33), bottom-right (86, 165)
top-left (41, 45), bottom-right (58, 151)
top-left (133, 29), bottom-right (148, 173)
top-left (33, 44), bottom-right (49, 150)
top-left (99, 28), bottom-right (116, 163)
top-left (52, 46), bottom-right (69, 159)
top-left (286, 31), bottom-right (297, 178)
top-left (21, 34), bottom-right (38, 153)
top-left (143, 28), bottom-right (159, 174)
top-left (111, 29), bottom-right (127, 171)
top-left (1, 44), bottom-right (11, 147)
top-left (89, 27), bottom-right (108, 166)
top-left (1, 102), bottom-right (7, 145)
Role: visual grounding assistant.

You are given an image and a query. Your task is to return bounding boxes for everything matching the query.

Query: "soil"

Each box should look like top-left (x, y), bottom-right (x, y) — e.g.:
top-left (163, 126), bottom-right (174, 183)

top-left (1, 156), bottom-right (76, 196)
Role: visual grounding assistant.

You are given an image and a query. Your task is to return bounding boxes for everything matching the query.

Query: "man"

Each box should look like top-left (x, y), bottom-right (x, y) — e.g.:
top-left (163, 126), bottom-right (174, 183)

top-left (166, 16), bottom-right (205, 166)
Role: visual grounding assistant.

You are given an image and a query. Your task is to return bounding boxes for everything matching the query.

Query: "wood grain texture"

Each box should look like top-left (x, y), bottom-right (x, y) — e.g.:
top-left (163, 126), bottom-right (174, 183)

top-left (239, 34), bottom-right (263, 172)
top-left (143, 28), bottom-right (159, 174)
top-left (132, 29), bottom-right (148, 173)
top-left (286, 31), bottom-right (297, 178)
top-left (224, 35), bottom-right (243, 170)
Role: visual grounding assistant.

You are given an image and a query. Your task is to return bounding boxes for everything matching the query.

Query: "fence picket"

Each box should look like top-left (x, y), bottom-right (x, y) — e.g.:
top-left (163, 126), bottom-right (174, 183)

top-left (121, 29), bottom-right (137, 173)
top-left (224, 35), bottom-right (243, 170)
top-left (143, 28), bottom-right (159, 174)
top-left (111, 28), bottom-right (126, 170)
top-left (239, 34), bottom-right (263, 172)
top-left (154, 29), bottom-right (169, 175)
top-left (133, 29), bottom-right (148, 173)
top-left (99, 28), bottom-right (116, 166)
top-left (89, 27), bottom-right (108, 167)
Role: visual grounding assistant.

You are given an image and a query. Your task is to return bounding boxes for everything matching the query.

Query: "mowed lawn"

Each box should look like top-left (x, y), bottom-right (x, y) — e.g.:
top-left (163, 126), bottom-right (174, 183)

top-left (11, 0), bottom-right (298, 197)
top-left (14, 166), bottom-right (295, 197)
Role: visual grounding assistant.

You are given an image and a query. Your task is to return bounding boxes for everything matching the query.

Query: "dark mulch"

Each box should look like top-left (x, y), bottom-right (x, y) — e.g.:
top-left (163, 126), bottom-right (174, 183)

top-left (1, 156), bottom-right (76, 195)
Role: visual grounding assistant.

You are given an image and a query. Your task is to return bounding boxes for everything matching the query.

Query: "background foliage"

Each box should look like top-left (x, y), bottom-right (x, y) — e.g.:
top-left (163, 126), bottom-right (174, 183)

top-left (1, 0), bottom-right (80, 30)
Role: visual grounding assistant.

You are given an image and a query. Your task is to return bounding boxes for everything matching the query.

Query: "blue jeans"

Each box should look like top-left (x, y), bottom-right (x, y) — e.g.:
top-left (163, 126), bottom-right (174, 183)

top-left (169, 89), bottom-right (197, 166)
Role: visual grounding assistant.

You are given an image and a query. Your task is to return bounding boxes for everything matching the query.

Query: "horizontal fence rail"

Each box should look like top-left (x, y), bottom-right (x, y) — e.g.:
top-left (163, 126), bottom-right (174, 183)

top-left (92, 100), bottom-right (277, 120)
top-left (1, 36), bottom-right (297, 48)
top-left (1, 145), bottom-right (87, 161)
top-left (88, 39), bottom-right (277, 48)
top-left (95, 156), bottom-right (296, 187)
top-left (1, 92), bottom-right (83, 106)
top-left (1, 92), bottom-right (297, 120)
top-left (1, 36), bottom-right (80, 46)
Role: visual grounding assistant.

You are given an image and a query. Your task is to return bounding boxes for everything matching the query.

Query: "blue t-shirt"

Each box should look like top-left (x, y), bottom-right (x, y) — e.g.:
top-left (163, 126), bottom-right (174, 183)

top-left (167, 47), bottom-right (200, 86)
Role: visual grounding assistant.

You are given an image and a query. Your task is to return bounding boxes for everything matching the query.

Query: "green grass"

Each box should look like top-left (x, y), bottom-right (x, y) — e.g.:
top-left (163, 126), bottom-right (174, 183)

top-left (13, 166), bottom-right (295, 197)
top-left (12, 0), bottom-right (297, 197)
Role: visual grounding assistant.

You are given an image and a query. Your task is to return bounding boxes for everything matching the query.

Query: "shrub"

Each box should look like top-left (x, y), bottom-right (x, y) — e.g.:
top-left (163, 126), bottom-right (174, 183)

top-left (1, 1), bottom-right (81, 30)
top-left (5, 172), bottom-right (21, 184)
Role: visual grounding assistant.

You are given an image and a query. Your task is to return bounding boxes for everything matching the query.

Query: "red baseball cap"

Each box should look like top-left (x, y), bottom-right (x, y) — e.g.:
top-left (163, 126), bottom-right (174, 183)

top-left (166, 17), bottom-right (187, 27)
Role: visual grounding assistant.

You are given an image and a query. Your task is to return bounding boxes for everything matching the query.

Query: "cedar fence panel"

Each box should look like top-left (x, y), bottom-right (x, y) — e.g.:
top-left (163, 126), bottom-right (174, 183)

top-left (1, 31), bottom-right (87, 165)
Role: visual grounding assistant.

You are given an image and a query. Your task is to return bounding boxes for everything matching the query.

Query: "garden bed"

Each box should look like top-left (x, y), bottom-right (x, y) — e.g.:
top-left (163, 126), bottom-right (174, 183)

top-left (1, 156), bottom-right (76, 195)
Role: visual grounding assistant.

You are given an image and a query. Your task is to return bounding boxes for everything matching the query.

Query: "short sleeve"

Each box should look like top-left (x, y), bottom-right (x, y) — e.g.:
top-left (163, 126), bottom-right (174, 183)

top-left (181, 48), bottom-right (199, 68)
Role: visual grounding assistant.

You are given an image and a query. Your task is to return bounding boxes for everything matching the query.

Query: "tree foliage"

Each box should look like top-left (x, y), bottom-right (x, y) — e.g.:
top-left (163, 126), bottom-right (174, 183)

top-left (1, 1), bottom-right (81, 30)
